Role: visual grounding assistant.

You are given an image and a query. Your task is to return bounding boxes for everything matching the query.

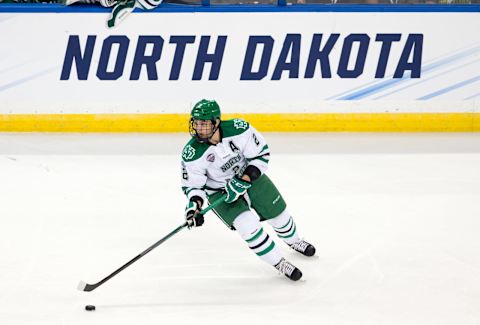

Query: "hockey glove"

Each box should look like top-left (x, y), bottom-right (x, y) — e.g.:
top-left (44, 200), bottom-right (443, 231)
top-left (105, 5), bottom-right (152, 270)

top-left (107, 0), bottom-right (164, 28)
top-left (185, 200), bottom-right (204, 228)
top-left (107, 0), bottom-right (136, 28)
top-left (224, 176), bottom-right (252, 204)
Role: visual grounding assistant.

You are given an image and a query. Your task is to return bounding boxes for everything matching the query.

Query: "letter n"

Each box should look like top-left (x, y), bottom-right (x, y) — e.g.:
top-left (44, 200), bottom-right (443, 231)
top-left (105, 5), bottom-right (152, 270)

top-left (60, 35), bottom-right (96, 80)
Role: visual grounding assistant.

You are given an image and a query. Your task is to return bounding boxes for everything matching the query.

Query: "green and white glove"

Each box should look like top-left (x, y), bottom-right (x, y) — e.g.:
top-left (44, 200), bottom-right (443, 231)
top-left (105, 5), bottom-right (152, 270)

top-left (224, 176), bottom-right (252, 204)
top-left (107, 0), bottom-right (136, 28)
top-left (107, 0), bottom-right (163, 28)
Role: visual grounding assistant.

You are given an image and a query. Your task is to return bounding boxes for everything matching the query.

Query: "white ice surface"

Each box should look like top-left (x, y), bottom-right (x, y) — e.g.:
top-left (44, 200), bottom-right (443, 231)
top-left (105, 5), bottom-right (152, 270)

top-left (1, 133), bottom-right (480, 325)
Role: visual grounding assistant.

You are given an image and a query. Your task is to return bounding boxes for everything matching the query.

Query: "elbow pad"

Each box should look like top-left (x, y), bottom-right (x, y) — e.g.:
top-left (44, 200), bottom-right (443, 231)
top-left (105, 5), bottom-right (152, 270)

top-left (244, 165), bottom-right (261, 182)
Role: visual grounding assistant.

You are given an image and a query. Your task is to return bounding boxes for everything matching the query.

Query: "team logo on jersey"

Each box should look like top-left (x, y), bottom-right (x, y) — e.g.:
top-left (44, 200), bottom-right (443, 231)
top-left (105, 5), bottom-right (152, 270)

top-left (233, 119), bottom-right (248, 130)
top-left (182, 145), bottom-right (196, 161)
top-left (207, 153), bottom-right (215, 162)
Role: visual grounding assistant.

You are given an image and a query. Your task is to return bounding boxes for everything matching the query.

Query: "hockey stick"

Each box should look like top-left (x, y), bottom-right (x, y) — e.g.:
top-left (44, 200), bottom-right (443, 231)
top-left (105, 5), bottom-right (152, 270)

top-left (77, 194), bottom-right (226, 292)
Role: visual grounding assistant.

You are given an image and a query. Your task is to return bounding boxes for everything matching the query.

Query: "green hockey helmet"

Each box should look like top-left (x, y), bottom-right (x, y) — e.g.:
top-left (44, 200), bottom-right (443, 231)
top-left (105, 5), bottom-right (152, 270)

top-left (189, 99), bottom-right (221, 143)
top-left (190, 99), bottom-right (221, 121)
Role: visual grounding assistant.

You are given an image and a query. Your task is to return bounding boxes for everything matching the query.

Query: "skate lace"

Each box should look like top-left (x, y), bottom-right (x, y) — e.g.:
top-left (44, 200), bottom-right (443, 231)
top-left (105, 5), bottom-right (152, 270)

top-left (276, 258), bottom-right (296, 276)
top-left (290, 240), bottom-right (309, 253)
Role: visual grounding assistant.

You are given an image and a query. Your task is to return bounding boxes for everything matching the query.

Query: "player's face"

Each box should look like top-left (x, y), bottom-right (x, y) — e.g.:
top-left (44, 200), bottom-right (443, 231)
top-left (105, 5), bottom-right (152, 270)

top-left (193, 119), bottom-right (215, 138)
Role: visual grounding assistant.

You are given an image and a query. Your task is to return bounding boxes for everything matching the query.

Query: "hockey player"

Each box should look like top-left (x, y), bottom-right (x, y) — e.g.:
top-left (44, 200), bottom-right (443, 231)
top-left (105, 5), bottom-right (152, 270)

top-left (181, 99), bottom-right (316, 281)
top-left (63, 0), bottom-right (162, 28)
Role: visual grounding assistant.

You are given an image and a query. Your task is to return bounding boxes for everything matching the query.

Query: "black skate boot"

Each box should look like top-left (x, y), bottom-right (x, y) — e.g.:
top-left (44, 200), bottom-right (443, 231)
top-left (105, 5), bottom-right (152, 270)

top-left (290, 239), bottom-right (316, 257)
top-left (275, 258), bottom-right (302, 281)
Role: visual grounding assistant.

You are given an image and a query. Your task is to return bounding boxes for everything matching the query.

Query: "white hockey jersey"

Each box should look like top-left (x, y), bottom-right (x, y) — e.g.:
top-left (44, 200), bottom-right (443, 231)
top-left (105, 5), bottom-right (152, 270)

top-left (181, 119), bottom-right (270, 203)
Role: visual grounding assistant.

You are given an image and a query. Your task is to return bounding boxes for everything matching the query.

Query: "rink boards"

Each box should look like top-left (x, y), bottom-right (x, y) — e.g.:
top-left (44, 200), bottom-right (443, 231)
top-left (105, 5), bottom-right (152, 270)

top-left (0, 5), bottom-right (479, 132)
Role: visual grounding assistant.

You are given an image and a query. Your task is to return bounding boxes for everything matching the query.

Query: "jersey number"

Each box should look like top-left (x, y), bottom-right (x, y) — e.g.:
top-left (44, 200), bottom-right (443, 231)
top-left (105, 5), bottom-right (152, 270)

top-left (253, 133), bottom-right (260, 146)
top-left (182, 165), bottom-right (189, 180)
top-left (232, 166), bottom-right (240, 175)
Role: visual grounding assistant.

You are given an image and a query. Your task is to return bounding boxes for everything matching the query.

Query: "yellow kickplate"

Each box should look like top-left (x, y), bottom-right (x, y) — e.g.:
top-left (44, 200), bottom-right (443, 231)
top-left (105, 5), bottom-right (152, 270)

top-left (0, 113), bottom-right (479, 132)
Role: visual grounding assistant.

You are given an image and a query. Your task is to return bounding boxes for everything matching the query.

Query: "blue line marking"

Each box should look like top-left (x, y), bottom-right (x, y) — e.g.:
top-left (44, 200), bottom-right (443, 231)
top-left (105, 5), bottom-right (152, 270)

top-left (328, 44), bottom-right (480, 100)
top-left (418, 75), bottom-right (480, 100)
top-left (419, 45), bottom-right (480, 74)
top-left (0, 60), bottom-right (34, 75)
top-left (0, 66), bottom-right (58, 93)
top-left (337, 45), bottom-right (480, 100)
top-left (1, 4), bottom-right (479, 13)
top-left (338, 76), bottom-right (409, 100)
top-left (373, 58), bottom-right (480, 99)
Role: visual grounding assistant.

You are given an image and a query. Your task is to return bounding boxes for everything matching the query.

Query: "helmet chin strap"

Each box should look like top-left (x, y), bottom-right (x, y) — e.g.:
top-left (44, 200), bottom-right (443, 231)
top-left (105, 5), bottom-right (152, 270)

top-left (209, 122), bottom-right (219, 141)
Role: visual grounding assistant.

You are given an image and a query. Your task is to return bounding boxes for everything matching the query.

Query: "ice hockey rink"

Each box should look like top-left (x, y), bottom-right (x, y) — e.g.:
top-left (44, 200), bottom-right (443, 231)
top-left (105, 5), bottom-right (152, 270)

top-left (1, 132), bottom-right (479, 325)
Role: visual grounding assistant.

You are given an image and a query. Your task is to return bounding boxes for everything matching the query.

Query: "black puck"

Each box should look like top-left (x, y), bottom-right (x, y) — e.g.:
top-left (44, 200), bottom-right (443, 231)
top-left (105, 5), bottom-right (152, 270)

top-left (85, 305), bottom-right (96, 311)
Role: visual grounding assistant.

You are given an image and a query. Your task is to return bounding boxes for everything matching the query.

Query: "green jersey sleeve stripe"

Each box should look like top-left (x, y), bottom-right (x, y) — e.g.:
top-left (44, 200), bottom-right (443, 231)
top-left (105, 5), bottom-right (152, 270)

top-left (259, 144), bottom-right (269, 154)
top-left (256, 156), bottom-right (270, 164)
top-left (247, 153), bottom-right (270, 162)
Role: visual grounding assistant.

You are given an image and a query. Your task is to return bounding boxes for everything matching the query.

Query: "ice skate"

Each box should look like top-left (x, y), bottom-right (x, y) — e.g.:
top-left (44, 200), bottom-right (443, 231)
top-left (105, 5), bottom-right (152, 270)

top-left (275, 258), bottom-right (302, 281)
top-left (290, 239), bottom-right (316, 257)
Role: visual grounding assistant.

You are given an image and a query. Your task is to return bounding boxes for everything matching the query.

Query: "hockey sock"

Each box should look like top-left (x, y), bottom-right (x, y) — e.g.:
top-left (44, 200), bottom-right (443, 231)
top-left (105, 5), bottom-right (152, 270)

top-left (268, 210), bottom-right (300, 246)
top-left (233, 211), bottom-right (282, 266)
